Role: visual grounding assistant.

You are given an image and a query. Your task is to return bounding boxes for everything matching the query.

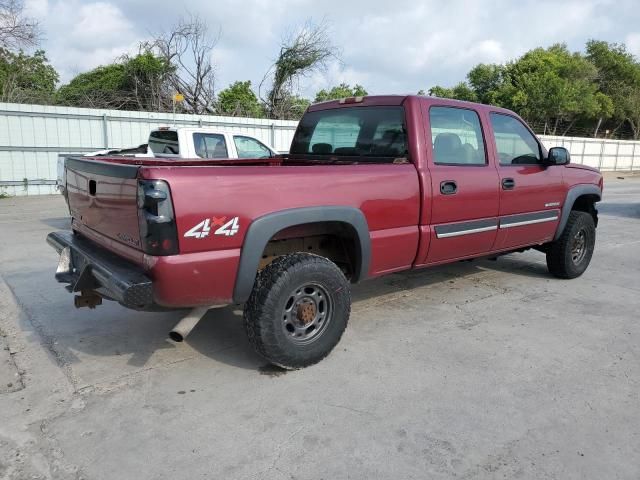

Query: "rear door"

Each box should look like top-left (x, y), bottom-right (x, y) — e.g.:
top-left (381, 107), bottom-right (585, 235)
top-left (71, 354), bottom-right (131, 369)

top-left (420, 105), bottom-right (500, 264)
top-left (489, 113), bottom-right (564, 249)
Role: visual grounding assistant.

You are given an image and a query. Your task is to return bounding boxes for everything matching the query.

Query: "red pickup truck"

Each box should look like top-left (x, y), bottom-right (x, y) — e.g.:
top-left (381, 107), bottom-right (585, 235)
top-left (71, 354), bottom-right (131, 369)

top-left (48, 95), bottom-right (603, 369)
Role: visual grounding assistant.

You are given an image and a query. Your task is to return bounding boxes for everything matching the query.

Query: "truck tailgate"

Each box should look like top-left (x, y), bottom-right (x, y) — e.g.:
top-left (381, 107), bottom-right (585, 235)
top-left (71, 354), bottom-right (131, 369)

top-left (66, 157), bottom-right (142, 250)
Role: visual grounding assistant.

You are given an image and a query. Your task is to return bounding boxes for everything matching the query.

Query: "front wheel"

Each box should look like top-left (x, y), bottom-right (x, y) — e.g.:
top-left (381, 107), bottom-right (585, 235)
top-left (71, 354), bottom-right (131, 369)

top-left (244, 253), bottom-right (351, 369)
top-left (546, 211), bottom-right (596, 279)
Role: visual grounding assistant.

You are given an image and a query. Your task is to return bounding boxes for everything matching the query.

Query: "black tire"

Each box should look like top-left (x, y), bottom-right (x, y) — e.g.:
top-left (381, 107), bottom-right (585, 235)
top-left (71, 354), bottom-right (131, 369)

top-left (244, 253), bottom-right (351, 369)
top-left (546, 211), bottom-right (596, 279)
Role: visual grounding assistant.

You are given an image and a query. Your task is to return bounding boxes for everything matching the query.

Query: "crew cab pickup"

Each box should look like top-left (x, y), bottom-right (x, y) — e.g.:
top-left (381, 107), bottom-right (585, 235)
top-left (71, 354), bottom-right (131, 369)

top-left (47, 95), bottom-right (603, 369)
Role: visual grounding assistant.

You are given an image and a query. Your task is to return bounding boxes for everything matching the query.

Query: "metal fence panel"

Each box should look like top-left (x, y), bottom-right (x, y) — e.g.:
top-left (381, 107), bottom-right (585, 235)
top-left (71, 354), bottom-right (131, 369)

top-left (0, 102), bottom-right (298, 196)
top-left (1, 102), bottom-right (638, 196)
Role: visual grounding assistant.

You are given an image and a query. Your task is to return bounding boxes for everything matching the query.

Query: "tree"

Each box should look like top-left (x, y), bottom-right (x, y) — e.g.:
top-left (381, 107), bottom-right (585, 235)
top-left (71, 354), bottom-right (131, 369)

top-left (314, 83), bottom-right (367, 102)
top-left (428, 82), bottom-right (477, 102)
top-left (586, 40), bottom-right (640, 138)
top-left (148, 15), bottom-right (218, 114)
top-left (427, 42), bottom-right (617, 136)
top-left (467, 63), bottom-right (509, 105)
top-left (261, 19), bottom-right (338, 119)
top-left (507, 44), bottom-right (611, 134)
top-left (0, 48), bottom-right (58, 103)
top-left (56, 51), bottom-right (173, 110)
top-left (217, 80), bottom-right (263, 117)
top-left (0, 0), bottom-right (39, 50)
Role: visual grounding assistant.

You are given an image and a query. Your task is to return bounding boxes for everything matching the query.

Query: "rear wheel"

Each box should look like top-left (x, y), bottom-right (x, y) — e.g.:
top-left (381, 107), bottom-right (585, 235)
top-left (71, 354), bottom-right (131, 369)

top-left (546, 211), bottom-right (596, 279)
top-left (244, 253), bottom-right (351, 369)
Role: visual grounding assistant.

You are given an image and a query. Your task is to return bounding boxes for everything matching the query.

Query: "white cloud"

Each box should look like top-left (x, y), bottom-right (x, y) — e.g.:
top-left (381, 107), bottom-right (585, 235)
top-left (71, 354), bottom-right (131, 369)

top-left (23, 0), bottom-right (48, 18)
top-left (29, 0), bottom-right (141, 82)
top-left (29, 0), bottom-right (640, 93)
top-left (626, 33), bottom-right (640, 59)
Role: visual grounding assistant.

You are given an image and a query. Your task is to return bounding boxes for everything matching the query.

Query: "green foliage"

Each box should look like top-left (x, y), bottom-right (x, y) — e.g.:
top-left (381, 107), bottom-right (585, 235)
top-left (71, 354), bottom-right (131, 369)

top-left (314, 83), bottom-right (367, 102)
top-left (56, 51), bottom-right (173, 110)
top-left (265, 20), bottom-right (336, 119)
top-left (586, 40), bottom-right (640, 137)
top-left (0, 48), bottom-right (58, 103)
top-left (290, 95), bottom-right (311, 117)
top-left (426, 41), bottom-right (640, 137)
top-left (217, 80), bottom-right (263, 117)
top-left (429, 82), bottom-right (477, 102)
top-left (57, 63), bottom-right (126, 102)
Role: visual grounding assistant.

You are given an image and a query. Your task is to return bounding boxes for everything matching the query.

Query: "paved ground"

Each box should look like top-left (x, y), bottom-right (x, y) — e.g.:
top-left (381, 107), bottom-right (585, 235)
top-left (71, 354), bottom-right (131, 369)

top-left (0, 177), bottom-right (639, 480)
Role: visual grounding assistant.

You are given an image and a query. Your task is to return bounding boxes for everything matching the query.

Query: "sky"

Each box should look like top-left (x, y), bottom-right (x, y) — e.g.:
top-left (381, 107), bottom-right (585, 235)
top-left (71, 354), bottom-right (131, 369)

top-left (23, 0), bottom-right (640, 98)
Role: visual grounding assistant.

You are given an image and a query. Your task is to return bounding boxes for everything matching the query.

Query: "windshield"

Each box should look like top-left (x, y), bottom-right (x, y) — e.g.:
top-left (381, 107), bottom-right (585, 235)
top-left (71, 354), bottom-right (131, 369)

top-left (289, 106), bottom-right (407, 161)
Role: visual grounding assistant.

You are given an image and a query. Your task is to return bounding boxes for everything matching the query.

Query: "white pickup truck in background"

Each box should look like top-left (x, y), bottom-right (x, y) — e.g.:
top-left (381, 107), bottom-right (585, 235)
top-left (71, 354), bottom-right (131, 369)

top-left (57, 127), bottom-right (279, 193)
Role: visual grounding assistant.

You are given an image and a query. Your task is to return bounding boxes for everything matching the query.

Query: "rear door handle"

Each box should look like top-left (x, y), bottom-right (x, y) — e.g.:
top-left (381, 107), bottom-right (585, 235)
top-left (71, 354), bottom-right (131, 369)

top-left (502, 178), bottom-right (515, 190)
top-left (440, 180), bottom-right (457, 195)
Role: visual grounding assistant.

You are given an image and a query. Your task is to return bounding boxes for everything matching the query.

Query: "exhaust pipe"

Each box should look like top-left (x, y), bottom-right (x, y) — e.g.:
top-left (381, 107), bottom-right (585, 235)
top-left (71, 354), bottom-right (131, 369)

top-left (169, 305), bottom-right (225, 342)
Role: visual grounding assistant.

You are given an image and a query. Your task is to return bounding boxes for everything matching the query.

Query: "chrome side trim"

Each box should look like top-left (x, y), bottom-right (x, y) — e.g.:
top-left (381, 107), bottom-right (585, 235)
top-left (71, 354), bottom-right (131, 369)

top-left (436, 225), bottom-right (498, 238)
top-left (500, 216), bottom-right (558, 229)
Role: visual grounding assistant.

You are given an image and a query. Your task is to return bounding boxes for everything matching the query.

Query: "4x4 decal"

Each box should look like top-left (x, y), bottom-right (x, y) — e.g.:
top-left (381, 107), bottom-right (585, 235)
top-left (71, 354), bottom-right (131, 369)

top-left (184, 216), bottom-right (240, 238)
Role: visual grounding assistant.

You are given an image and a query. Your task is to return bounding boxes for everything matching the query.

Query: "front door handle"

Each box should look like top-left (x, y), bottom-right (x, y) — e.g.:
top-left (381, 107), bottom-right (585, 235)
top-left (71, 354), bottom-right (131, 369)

top-left (440, 180), bottom-right (457, 195)
top-left (502, 178), bottom-right (515, 190)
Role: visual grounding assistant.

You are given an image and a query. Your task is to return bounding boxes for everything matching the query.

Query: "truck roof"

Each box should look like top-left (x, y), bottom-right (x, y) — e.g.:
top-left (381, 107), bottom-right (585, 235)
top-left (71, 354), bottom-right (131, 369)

top-left (308, 94), bottom-right (516, 117)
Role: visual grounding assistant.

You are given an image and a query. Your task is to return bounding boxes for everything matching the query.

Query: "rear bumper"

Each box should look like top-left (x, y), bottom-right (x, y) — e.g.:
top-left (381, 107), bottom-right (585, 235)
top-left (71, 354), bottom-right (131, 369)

top-left (47, 231), bottom-right (155, 310)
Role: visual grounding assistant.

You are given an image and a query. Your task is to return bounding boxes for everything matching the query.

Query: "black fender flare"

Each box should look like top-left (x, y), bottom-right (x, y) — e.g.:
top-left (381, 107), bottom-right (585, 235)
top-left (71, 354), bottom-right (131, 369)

top-left (233, 206), bottom-right (371, 303)
top-left (554, 184), bottom-right (602, 240)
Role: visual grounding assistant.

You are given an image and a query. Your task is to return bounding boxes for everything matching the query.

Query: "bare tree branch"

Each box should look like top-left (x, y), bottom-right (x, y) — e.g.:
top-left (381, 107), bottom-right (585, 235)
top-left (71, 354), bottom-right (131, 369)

top-left (147, 14), bottom-right (219, 114)
top-left (260, 19), bottom-right (338, 119)
top-left (0, 0), bottom-right (40, 50)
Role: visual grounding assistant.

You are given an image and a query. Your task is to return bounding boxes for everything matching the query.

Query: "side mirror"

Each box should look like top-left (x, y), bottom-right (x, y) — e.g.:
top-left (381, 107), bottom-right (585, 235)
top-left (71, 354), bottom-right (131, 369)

top-left (546, 147), bottom-right (570, 166)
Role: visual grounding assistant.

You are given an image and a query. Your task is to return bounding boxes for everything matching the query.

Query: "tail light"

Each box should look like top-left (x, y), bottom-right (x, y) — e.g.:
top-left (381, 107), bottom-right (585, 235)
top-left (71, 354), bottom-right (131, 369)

top-left (137, 180), bottom-right (179, 255)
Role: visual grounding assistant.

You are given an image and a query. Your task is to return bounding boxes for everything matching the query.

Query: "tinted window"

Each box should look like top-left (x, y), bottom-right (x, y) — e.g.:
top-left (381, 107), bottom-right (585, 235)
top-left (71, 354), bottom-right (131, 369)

top-left (490, 113), bottom-right (541, 165)
top-left (429, 107), bottom-right (486, 165)
top-left (234, 136), bottom-right (272, 158)
top-left (290, 106), bottom-right (407, 160)
top-left (193, 133), bottom-right (228, 159)
top-left (149, 130), bottom-right (179, 155)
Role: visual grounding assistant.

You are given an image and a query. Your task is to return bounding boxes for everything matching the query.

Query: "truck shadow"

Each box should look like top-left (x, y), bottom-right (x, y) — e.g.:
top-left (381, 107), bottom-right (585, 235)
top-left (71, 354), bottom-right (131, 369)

top-left (40, 217), bottom-right (72, 229)
top-left (185, 253), bottom-right (551, 369)
top-left (11, 253), bottom-right (551, 379)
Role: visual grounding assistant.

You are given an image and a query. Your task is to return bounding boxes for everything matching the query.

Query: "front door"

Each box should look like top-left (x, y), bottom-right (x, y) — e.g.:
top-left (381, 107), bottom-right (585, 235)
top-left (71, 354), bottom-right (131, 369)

top-left (420, 105), bottom-right (500, 264)
top-left (488, 113), bottom-right (565, 250)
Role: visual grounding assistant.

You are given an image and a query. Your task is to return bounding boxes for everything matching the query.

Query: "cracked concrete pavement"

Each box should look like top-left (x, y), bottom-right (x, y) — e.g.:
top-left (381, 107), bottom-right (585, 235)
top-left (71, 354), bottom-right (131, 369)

top-left (0, 177), bottom-right (638, 479)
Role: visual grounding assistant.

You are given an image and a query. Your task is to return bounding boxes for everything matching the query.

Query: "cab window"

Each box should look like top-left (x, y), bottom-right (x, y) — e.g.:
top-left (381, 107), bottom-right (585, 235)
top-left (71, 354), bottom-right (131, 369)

top-left (490, 113), bottom-right (541, 165)
top-left (233, 136), bottom-right (272, 158)
top-left (429, 107), bottom-right (486, 165)
top-left (193, 133), bottom-right (228, 159)
top-left (149, 130), bottom-right (179, 155)
top-left (290, 106), bottom-right (407, 161)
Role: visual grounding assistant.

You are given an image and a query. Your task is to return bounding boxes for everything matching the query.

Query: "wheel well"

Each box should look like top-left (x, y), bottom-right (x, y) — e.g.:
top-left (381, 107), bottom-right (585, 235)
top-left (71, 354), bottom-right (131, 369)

top-left (571, 194), bottom-right (599, 227)
top-left (259, 221), bottom-right (360, 279)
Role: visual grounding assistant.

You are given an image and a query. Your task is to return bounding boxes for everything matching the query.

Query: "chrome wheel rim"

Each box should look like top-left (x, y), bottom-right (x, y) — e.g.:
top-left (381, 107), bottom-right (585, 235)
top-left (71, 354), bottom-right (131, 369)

top-left (282, 283), bottom-right (332, 345)
top-left (571, 229), bottom-right (587, 264)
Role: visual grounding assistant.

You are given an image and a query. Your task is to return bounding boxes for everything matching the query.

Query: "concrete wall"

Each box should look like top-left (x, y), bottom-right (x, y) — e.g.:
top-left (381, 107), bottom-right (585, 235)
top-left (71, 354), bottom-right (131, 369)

top-left (1, 102), bottom-right (638, 196)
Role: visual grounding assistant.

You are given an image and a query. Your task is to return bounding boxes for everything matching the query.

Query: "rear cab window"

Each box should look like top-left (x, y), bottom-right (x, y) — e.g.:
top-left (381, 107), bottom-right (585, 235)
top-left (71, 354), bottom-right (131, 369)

top-left (149, 130), bottom-right (179, 155)
top-left (289, 106), bottom-right (408, 162)
top-left (429, 107), bottom-right (486, 165)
